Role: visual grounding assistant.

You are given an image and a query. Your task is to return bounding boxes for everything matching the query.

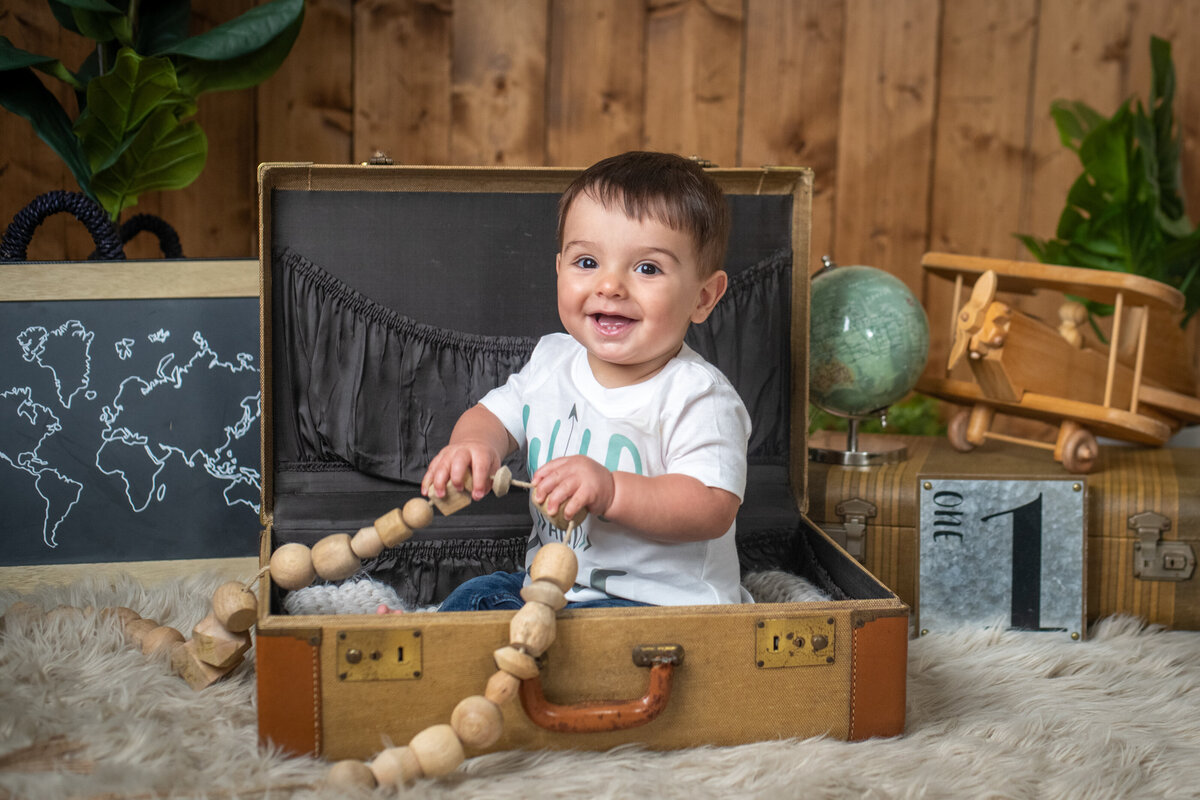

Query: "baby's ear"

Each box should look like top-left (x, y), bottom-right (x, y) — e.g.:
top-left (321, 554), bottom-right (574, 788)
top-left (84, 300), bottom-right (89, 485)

top-left (691, 270), bottom-right (728, 324)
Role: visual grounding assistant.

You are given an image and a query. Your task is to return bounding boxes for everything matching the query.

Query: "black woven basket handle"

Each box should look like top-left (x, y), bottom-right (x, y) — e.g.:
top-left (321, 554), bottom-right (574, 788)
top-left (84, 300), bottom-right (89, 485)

top-left (0, 190), bottom-right (126, 261)
top-left (110, 213), bottom-right (184, 259)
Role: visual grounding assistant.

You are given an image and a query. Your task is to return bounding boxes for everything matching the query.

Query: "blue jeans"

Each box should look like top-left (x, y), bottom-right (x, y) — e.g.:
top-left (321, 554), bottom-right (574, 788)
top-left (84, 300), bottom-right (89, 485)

top-left (438, 571), bottom-right (651, 611)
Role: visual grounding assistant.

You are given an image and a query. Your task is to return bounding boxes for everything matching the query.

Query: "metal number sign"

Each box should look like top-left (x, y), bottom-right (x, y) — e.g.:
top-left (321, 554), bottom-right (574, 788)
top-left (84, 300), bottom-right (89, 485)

top-left (919, 478), bottom-right (1086, 639)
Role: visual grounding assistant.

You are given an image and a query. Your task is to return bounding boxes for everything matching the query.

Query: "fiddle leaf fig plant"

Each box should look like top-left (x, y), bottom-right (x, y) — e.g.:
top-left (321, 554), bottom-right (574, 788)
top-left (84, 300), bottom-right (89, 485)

top-left (0, 0), bottom-right (304, 221)
top-left (1017, 36), bottom-right (1200, 325)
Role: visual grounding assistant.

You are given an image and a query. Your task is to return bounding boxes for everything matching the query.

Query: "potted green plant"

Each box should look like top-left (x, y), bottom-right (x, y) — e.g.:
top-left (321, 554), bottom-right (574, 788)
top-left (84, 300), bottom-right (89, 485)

top-left (0, 0), bottom-right (304, 253)
top-left (1017, 36), bottom-right (1200, 332)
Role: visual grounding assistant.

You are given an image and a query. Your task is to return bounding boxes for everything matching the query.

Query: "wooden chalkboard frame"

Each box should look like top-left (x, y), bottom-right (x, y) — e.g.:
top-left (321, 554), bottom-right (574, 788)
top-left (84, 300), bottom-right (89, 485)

top-left (0, 259), bottom-right (259, 590)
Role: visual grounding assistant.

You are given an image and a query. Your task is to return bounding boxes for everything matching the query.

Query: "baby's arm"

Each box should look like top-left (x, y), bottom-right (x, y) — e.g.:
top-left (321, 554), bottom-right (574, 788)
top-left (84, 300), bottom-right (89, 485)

top-left (531, 457), bottom-right (739, 543)
top-left (422, 404), bottom-right (517, 502)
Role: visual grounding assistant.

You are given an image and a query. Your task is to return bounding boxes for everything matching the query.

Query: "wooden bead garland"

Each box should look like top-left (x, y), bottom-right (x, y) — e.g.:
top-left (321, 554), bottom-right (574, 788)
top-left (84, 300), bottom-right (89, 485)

top-left (324, 514), bottom-right (579, 790)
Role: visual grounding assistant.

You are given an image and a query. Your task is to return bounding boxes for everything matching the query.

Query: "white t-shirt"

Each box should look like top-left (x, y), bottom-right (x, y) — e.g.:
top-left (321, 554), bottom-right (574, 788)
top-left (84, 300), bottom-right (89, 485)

top-left (480, 333), bottom-right (752, 606)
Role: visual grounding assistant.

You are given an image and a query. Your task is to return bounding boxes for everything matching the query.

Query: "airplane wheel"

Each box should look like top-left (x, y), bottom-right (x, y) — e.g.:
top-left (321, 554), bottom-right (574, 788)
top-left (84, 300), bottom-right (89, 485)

top-left (1061, 426), bottom-right (1098, 474)
top-left (947, 409), bottom-right (975, 452)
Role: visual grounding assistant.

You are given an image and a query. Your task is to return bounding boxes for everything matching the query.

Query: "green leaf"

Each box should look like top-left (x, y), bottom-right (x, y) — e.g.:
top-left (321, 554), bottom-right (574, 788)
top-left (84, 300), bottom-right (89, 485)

top-left (157, 0), bottom-right (303, 60)
top-left (0, 36), bottom-right (84, 89)
top-left (0, 67), bottom-right (93, 196)
top-left (170, 0), bottom-right (305, 95)
top-left (89, 107), bottom-right (207, 218)
top-left (73, 48), bottom-right (188, 174)
top-left (1050, 100), bottom-right (1106, 151)
top-left (52, 0), bottom-right (134, 46)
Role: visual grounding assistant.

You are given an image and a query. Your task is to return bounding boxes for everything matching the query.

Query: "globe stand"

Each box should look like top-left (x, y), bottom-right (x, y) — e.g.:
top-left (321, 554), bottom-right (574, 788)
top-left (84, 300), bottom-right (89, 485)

top-left (808, 413), bottom-right (908, 467)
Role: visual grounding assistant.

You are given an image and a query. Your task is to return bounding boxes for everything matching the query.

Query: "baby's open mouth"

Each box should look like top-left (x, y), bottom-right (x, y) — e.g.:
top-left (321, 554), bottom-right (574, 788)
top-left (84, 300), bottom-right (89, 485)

top-left (591, 313), bottom-right (635, 334)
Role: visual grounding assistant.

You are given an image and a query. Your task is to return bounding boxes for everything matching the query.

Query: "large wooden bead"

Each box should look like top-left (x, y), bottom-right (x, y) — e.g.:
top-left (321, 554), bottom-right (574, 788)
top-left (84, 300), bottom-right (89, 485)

top-left (269, 542), bottom-right (316, 591)
top-left (351, 524), bottom-right (386, 559)
top-left (100, 606), bottom-right (142, 626)
top-left (369, 746), bottom-right (423, 786)
top-left (520, 579), bottom-right (567, 611)
top-left (451, 695), bottom-right (504, 750)
top-left (325, 759), bottom-right (377, 790)
top-left (141, 625), bottom-right (185, 656)
top-left (407, 724), bottom-right (465, 778)
top-left (536, 499), bottom-right (587, 534)
top-left (528, 542), bottom-right (578, 593)
top-left (124, 617), bottom-right (159, 648)
top-left (373, 509), bottom-right (414, 548)
top-left (192, 612), bottom-right (252, 668)
top-left (509, 601), bottom-right (556, 657)
top-left (493, 645), bottom-right (539, 680)
top-left (402, 497), bottom-right (435, 530)
top-left (312, 533), bottom-right (359, 582)
top-left (2, 601), bottom-right (44, 630)
top-left (484, 669), bottom-right (521, 706)
top-left (212, 582), bottom-right (258, 633)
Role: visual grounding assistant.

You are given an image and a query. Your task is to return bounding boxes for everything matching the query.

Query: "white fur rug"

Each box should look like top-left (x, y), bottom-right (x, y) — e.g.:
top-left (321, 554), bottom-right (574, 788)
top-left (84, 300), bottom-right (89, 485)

top-left (2, 572), bottom-right (1199, 800)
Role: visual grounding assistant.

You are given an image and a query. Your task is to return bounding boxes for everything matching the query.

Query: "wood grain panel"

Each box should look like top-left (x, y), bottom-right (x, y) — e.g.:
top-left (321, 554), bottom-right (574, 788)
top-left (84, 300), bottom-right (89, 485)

top-left (255, 0), bottom-right (353, 165)
top-left (546, 0), bottom-right (645, 167)
top-left (450, 0), bottom-right (549, 165)
top-left (353, 0), bottom-right (453, 165)
top-left (741, 0), bottom-right (844, 267)
top-left (644, 0), bottom-right (743, 167)
top-left (833, 0), bottom-right (939, 295)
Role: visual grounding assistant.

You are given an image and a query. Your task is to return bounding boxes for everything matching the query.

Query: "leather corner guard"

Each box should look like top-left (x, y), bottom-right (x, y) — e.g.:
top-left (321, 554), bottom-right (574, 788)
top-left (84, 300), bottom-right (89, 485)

top-left (849, 612), bottom-right (908, 740)
top-left (256, 631), bottom-right (321, 756)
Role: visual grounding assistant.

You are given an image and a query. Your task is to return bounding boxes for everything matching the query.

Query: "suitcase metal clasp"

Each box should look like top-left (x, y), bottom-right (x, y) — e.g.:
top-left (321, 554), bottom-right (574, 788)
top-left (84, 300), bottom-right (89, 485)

top-left (1130, 511), bottom-right (1196, 582)
top-left (826, 497), bottom-right (876, 562)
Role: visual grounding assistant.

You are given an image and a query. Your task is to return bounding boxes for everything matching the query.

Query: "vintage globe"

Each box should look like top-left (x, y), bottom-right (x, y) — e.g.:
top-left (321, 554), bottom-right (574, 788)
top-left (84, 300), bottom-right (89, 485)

top-left (809, 264), bottom-right (930, 418)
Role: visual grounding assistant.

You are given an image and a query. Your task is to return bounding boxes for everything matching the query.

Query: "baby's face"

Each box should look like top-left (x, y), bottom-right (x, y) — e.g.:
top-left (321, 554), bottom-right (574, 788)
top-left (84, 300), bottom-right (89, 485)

top-left (556, 193), bottom-right (725, 388)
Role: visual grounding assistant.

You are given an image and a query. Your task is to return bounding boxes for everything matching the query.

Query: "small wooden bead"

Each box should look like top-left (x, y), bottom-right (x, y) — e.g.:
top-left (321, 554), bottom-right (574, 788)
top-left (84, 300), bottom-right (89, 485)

top-left (171, 638), bottom-right (237, 690)
top-left (528, 542), bottom-right (578, 594)
top-left (491, 466), bottom-right (512, 497)
top-left (509, 601), bottom-right (556, 657)
top-left (312, 533), bottom-right (360, 582)
top-left (402, 497), bottom-right (435, 530)
top-left (451, 695), bottom-right (504, 750)
top-left (212, 582), bottom-right (258, 633)
top-left (325, 759), bottom-right (377, 790)
top-left (124, 617), bottom-right (159, 647)
top-left (369, 746), bottom-right (423, 786)
top-left (141, 625), bottom-right (185, 656)
top-left (374, 508), bottom-right (414, 548)
top-left (430, 472), bottom-right (473, 516)
top-left (407, 724), bottom-right (465, 778)
top-left (45, 605), bottom-right (86, 623)
top-left (519, 579), bottom-right (567, 611)
top-left (192, 612), bottom-right (252, 668)
top-left (269, 542), bottom-right (316, 591)
top-left (493, 645), bottom-right (539, 680)
top-left (484, 669), bottom-right (522, 706)
top-left (351, 524), bottom-right (387, 558)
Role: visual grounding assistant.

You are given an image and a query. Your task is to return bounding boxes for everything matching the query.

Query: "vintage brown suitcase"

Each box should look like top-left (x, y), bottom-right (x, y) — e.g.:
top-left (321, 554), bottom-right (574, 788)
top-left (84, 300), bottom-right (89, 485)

top-left (808, 432), bottom-right (1200, 633)
top-left (253, 163), bottom-right (909, 761)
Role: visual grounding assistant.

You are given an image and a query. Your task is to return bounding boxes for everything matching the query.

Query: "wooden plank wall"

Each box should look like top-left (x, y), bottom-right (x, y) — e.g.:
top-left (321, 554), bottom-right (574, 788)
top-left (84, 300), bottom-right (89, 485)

top-left (3, 0), bottom-right (1198, 346)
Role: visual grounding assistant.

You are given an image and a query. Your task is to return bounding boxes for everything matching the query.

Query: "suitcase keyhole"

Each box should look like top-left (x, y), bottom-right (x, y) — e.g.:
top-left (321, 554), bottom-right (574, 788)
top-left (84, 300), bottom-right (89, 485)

top-left (397, 646), bottom-right (404, 663)
top-left (773, 636), bottom-right (780, 652)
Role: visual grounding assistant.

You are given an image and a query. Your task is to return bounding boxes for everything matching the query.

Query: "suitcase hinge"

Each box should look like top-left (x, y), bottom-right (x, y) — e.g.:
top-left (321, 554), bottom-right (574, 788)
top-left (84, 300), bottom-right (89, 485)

top-left (826, 497), bottom-right (875, 562)
top-left (1130, 511), bottom-right (1196, 582)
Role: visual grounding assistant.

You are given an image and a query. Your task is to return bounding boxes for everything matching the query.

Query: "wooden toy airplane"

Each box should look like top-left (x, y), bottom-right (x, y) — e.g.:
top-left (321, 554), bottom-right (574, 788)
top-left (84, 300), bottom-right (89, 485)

top-left (915, 252), bottom-right (1200, 473)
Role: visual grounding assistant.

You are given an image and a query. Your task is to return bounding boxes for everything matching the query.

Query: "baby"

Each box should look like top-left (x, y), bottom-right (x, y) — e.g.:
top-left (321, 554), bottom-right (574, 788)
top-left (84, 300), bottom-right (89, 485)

top-left (422, 151), bottom-right (751, 610)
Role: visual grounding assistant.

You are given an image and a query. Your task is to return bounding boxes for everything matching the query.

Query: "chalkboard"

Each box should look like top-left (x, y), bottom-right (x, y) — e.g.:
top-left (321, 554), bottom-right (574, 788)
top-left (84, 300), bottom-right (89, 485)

top-left (0, 260), bottom-right (261, 566)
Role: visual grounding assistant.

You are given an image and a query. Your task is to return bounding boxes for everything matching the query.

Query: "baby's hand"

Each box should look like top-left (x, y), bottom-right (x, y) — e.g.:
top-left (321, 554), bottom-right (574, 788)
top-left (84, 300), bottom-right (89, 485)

top-left (422, 441), bottom-right (501, 502)
top-left (531, 456), bottom-right (615, 523)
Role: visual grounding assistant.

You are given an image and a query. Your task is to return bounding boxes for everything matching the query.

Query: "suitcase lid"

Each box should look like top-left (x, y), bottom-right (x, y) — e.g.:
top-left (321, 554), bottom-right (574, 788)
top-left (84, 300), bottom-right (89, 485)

top-left (258, 163), bottom-right (813, 536)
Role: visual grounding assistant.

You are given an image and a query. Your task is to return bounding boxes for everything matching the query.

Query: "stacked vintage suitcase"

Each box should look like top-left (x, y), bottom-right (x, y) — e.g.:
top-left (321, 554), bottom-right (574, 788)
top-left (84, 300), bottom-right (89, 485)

top-left (809, 433), bottom-right (1200, 635)
top-left (253, 163), bottom-right (909, 761)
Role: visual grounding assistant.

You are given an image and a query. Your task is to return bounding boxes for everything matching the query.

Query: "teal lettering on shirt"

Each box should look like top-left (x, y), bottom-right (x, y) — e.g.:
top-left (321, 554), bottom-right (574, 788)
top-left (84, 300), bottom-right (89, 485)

top-left (604, 434), bottom-right (643, 475)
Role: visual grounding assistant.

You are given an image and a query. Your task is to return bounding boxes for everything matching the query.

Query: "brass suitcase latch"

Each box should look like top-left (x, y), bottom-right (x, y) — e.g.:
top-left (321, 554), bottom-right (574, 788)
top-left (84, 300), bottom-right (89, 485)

top-left (824, 497), bottom-right (875, 562)
top-left (1130, 511), bottom-right (1196, 582)
top-left (336, 628), bottom-right (423, 681)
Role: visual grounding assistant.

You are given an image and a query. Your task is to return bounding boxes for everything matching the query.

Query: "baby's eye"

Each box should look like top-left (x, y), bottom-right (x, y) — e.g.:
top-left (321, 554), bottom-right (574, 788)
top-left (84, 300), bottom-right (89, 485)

top-left (574, 257), bottom-right (598, 269)
top-left (634, 262), bottom-right (660, 275)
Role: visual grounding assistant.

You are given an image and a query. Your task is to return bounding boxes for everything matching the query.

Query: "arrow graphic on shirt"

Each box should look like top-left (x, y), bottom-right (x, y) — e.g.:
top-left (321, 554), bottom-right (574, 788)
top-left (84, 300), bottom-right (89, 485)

top-left (562, 403), bottom-right (578, 456)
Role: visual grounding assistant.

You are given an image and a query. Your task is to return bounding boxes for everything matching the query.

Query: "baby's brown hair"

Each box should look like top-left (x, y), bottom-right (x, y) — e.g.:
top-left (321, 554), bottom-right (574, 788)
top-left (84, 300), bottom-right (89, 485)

top-left (557, 151), bottom-right (731, 277)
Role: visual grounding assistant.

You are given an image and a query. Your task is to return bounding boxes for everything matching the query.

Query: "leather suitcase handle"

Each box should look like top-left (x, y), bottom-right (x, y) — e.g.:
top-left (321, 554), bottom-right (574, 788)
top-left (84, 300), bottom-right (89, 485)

top-left (518, 644), bottom-right (683, 733)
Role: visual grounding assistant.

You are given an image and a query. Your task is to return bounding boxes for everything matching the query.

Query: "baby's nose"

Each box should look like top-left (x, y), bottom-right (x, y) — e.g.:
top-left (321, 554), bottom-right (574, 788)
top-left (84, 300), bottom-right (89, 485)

top-left (595, 270), bottom-right (626, 296)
